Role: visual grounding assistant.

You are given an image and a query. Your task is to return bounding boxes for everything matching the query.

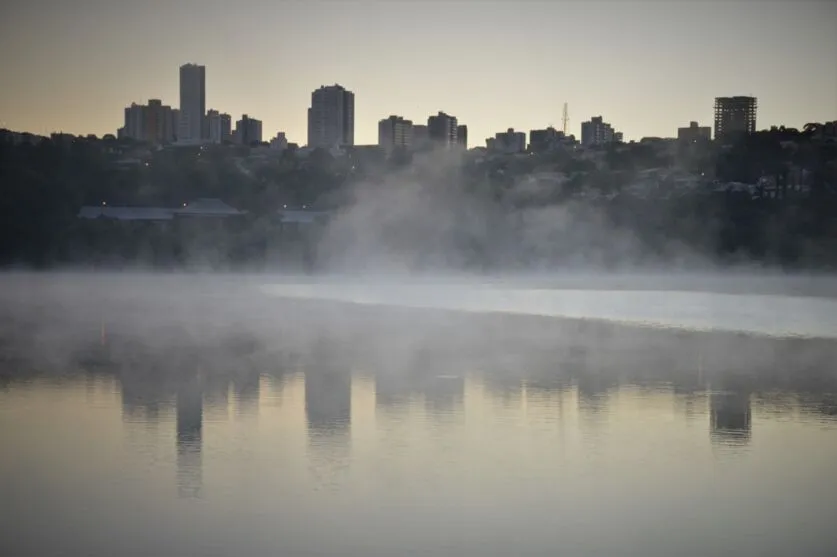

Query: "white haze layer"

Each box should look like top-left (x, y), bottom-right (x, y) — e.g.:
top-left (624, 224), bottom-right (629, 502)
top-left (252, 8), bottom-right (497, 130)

top-left (260, 278), bottom-right (837, 339)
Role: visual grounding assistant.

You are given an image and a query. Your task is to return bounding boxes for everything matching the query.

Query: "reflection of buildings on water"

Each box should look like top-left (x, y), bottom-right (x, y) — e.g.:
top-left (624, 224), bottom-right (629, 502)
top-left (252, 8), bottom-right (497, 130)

top-left (304, 368), bottom-right (352, 487)
top-left (421, 374), bottom-right (465, 414)
top-left (572, 351), bottom-right (618, 415)
top-left (672, 370), bottom-right (708, 420)
top-left (480, 373), bottom-right (524, 407)
top-left (305, 369), bottom-right (351, 434)
top-left (374, 372), bottom-right (415, 409)
top-left (176, 376), bottom-right (203, 499)
top-left (524, 374), bottom-right (572, 407)
top-left (709, 388), bottom-right (752, 446)
top-left (576, 373), bottom-right (617, 418)
top-left (120, 371), bottom-right (169, 423)
top-left (202, 373), bottom-right (231, 419)
top-left (230, 372), bottom-right (261, 415)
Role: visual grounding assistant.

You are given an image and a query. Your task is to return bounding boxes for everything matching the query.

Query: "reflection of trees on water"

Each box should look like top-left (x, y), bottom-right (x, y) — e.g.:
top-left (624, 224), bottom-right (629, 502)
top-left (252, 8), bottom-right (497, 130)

top-left (796, 392), bottom-right (837, 422)
top-left (371, 344), bottom-right (467, 416)
top-left (818, 395), bottom-right (837, 419)
top-left (120, 371), bottom-right (170, 423)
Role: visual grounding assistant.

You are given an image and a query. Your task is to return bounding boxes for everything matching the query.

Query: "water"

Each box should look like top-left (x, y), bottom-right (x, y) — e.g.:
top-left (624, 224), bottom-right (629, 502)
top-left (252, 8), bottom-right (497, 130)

top-left (1, 273), bottom-right (837, 557)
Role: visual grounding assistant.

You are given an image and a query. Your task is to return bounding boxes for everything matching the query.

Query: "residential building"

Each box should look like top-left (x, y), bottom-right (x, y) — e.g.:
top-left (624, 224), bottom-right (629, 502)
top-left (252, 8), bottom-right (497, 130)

top-left (487, 128), bottom-right (526, 153)
top-left (207, 110), bottom-right (232, 144)
top-left (456, 125), bottom-right (468, 149)
top-left (121, 103), bottom-right (145, 141)
top-left (145, 99), bottom-right (176, 143)
top-left (412, 125), bottom-right (430, 150)
top-left (270, 132), bottom-right (289, 150)
top-left (714, 96), bottom-right (757, 141)
top-left (378, 115), bottom-right (413, 151)
top-left (307, 84), bottom-right (354, 148)
top-left (119, 100), bottom-right (176, 143)
top-left (677, 121), bottom-right (711, 143)
top-left (581, 116), bottom-right (619, 146)
top-left (178, 63), bottom-right (206, 143)
top-left (529, 126), bottom-right (574, 152)
top-left (235, 115), bottom-right (263, 145)
top-left (428, 111), bottom-right (458, 148)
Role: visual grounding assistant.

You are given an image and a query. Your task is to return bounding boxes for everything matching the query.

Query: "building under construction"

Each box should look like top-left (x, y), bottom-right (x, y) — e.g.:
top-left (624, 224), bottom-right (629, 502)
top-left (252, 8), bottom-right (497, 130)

top-left (714, 96), bottom-right (757, 141)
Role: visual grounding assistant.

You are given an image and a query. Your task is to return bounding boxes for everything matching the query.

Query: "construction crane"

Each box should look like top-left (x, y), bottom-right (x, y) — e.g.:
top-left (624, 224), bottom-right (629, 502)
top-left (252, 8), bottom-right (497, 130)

top-left (562, 102), bottom-right (569, 136)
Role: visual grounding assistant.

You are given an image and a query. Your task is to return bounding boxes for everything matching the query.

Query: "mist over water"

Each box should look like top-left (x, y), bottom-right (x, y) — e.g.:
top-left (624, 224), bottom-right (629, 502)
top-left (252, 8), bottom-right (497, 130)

top-left (2, 272), bottom-right (837, 557)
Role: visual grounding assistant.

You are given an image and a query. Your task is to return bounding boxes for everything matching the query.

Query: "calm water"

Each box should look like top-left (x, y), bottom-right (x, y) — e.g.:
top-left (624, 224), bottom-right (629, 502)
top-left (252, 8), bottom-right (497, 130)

top-left (1, 274), bottom-right (837, 557)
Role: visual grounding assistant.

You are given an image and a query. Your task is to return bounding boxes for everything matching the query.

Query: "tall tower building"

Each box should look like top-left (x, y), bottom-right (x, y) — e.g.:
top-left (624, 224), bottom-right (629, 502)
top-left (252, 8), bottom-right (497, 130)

top-left (307, 84), bottom-right (354, 148)
top-left (714, 96), bottom-right (757, 141)
top-left (178, 63), bottom-right (206, 143)
top-left (456, 125), bottom-right (468, 149)
top-left (427, 111), bottom-right (458, 148)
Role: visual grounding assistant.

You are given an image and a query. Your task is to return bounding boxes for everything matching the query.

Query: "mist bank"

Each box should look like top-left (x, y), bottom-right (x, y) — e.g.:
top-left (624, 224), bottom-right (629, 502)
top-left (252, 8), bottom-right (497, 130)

top-left (3, 273), bottom-right (837, 382)
top-left (2, 127), bottom-right (836, 272)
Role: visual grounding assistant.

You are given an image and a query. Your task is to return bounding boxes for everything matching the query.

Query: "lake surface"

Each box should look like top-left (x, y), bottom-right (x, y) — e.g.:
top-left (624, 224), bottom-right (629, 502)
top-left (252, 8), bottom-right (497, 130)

top-left (1, 273), bottom-right (837, 557)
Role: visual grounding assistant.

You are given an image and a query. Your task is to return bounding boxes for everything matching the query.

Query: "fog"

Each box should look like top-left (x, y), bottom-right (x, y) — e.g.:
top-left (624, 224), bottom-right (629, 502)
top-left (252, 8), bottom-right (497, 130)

top-left (3, 147), bottom-right (837, 389)
top-left (3, 270), bottom-right (837, 380)
top-left (314, 150), bottom-right (732, 275)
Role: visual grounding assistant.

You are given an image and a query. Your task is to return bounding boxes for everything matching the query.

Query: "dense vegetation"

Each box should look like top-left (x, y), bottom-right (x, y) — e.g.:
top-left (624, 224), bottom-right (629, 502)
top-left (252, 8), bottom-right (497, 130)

top-left (1, 124), bottom-right (835, 271)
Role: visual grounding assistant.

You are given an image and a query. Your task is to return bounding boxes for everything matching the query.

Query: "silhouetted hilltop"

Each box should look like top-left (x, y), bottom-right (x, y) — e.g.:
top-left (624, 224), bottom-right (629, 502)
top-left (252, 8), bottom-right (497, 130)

top-left (1, 125), bottom-right (835, 270)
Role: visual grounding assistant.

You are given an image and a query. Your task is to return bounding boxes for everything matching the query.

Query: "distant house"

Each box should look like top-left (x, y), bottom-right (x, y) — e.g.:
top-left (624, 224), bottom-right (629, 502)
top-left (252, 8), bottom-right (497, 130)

top-left (77, 198), bottom-right (246, 222)
top-left (77, 206), bottom-right (174, 221)
top-left (277, 209), bottom-right (329, 225)
top-left (175, 198), bottom-right (245, 218)
top-left (274, 209), bottom-right (330, 236)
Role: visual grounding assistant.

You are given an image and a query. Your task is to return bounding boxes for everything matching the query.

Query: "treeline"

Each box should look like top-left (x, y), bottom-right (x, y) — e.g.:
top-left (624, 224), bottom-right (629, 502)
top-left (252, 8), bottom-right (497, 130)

top-left (1, 125), bottom-right (836, 270)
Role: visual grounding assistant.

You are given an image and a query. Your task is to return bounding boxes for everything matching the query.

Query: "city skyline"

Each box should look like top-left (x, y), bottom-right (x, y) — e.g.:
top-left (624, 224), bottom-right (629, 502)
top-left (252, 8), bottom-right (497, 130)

top-left (1, 1), bottom-right (835, 144)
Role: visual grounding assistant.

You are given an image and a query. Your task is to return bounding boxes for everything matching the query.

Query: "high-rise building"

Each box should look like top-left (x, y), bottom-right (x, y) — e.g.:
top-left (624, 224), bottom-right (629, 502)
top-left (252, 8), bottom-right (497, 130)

top-left (178, 63), bottom-right (206, 143)
top-left (121, 103), bottom-right (145, 141)
top-left (411, 125), bottom-right (430, 151)
top-left (146, 99), bottom-right (177, 144)
top-left (427, 112), bottom-right (458, 148)
top-left (378, 115), bottom-right (413, 151)
top-left (678, 121), bottom-right (712, 143)
top-left (307, 84), bottom-right (354, 148)
top-left (487, 128), bottom-right (526, 153)
top-left (235, 114), bottom-right (262, 145)
top-left (580, 116), bottom-right (619, 146)
top-left (714, 96), bottom-right (757, 141)
top-left (171, 109), bottom-right (180, 139)
top-left (207, 110), bottom-right (231, 144)
top-left (456, 125), bottom-right (468, 149)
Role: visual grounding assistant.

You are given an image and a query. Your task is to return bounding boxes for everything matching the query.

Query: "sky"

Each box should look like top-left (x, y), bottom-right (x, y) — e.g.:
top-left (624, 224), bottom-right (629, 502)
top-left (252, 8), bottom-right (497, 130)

top-left (0, 0), bottom-right (835, 145)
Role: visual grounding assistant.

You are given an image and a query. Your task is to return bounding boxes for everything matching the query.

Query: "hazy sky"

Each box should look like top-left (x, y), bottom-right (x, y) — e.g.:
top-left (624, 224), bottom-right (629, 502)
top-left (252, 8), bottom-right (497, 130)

top-left (1, 0), bottom-right (835, 145)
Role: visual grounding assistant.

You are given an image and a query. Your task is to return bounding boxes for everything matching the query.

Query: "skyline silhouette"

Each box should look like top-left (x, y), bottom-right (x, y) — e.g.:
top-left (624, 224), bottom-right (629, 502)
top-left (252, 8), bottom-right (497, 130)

top-left (1, 1), bottom-right (835, 145)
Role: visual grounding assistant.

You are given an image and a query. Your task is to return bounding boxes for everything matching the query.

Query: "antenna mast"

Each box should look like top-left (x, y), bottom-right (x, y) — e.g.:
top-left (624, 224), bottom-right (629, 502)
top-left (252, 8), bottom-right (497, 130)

top-left (562, 102), bottom-right (569, 135)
